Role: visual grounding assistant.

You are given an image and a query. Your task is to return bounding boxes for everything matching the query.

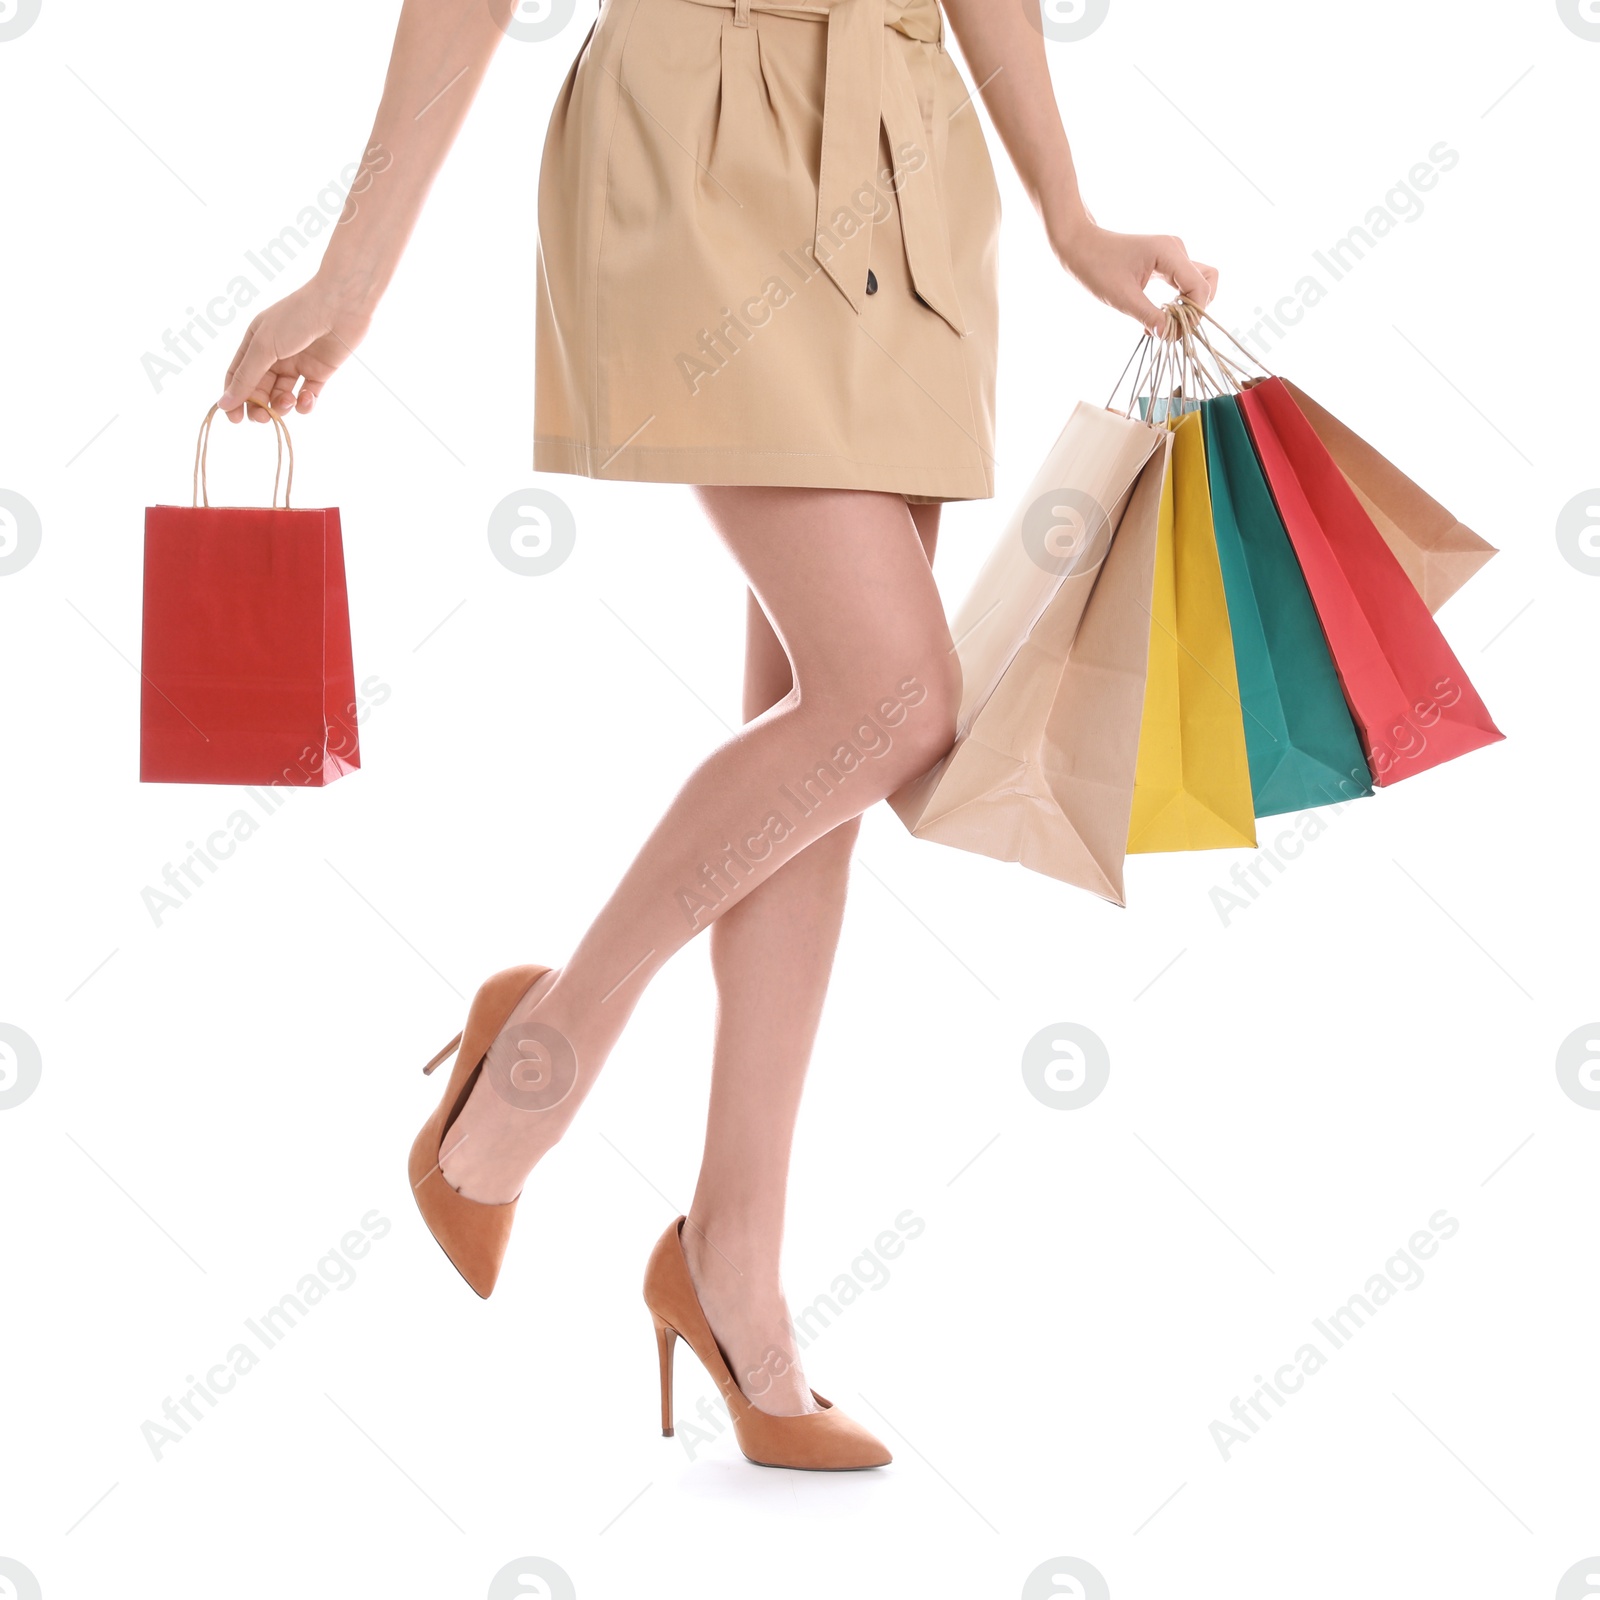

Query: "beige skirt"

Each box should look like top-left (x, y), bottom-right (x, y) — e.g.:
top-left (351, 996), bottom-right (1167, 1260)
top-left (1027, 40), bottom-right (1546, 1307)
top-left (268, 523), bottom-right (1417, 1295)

top-left (533, 0), bottom-right (1001, 503)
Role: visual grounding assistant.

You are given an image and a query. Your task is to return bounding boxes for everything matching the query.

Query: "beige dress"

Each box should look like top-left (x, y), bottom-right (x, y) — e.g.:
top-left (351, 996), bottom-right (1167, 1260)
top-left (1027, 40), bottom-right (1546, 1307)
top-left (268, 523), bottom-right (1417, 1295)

top-left (533, 0), bottom-right (1001, 503)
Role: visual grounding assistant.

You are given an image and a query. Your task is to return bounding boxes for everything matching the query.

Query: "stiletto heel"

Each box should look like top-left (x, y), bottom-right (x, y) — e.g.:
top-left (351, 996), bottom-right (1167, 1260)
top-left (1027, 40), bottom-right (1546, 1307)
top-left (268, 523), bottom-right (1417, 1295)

top-left (422, 1033), bottom-right (462, 1076)
top-left (408, 965), bottom-right (550, 1298)
top-left (642, 1217), bottom-right (892, 1470)
top-left (653, 1315), bottom-right (678, 1437)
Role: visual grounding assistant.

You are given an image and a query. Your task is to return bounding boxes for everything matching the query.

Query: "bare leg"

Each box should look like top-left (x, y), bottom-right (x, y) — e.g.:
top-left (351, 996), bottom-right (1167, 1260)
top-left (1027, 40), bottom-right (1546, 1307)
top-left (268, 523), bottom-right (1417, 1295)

top-left (680, 503), bottom-right (940, 1415)
top-left (441, 488), bottom-right (958, 1215)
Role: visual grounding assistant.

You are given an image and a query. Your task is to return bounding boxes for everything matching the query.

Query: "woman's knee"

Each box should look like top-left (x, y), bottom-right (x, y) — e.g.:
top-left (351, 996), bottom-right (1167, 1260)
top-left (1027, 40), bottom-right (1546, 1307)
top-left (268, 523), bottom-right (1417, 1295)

top-left (887, 644), bottom-right (960, 774)
top-left (835, 640), bottom-right (959, 792)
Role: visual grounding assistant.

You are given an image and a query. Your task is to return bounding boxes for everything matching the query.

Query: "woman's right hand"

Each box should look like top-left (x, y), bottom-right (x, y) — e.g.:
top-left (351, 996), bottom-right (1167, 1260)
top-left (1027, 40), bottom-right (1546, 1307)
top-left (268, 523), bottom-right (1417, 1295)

top-left (216, 277), bottom-right (376, 423)
top-left (1054, 221), bottom-right (1219, 341)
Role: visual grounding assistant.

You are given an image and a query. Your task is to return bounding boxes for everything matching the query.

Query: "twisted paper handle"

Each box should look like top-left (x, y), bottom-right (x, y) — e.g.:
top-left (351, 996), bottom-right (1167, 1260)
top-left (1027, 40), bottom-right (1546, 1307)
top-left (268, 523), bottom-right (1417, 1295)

top-left (192, 401), bottom-right (295, 509)
top-left (1108, 297), bottom-right (1214, 422)
top-left (1188, 304), bottom-right (1276, 393)
top-left (1109, 297), bottom-right (1280, 422)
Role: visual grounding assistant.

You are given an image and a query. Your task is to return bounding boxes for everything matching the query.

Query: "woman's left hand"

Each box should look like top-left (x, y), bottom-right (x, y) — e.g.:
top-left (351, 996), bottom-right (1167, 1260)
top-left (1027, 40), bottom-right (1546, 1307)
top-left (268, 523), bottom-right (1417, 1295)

top-left (1055, 221), bottom-right (1219, 339)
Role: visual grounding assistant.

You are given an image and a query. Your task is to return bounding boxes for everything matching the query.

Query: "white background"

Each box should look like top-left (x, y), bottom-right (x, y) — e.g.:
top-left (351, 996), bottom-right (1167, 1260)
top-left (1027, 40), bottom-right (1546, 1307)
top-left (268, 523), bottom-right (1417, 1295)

top-left (2, 1), bottom-right (1596, 1597)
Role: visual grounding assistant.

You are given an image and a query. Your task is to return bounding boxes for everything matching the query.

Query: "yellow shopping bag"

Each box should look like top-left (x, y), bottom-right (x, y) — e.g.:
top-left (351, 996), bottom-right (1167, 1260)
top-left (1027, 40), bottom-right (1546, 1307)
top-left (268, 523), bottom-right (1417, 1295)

top-left (1126, 408), bottom-right (1257, 853)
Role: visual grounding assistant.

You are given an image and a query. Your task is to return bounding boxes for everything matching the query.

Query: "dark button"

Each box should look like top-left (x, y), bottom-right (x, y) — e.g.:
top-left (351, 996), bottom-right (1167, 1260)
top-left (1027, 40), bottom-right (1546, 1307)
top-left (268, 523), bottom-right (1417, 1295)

top-left (865, 269), bottom-right (878, 295)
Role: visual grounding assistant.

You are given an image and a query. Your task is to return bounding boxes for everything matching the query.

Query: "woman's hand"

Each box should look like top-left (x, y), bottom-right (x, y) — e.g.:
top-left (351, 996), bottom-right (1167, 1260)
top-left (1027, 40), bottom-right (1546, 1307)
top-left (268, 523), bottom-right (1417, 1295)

top-left (935, 2), bottom-right (1218, 339)
top-left (1055, 221), bottom-right (1220, 339)
top-left (216, 277), bottom-right (376, 423)
top-left (210, 0), bottom-right (514, 422)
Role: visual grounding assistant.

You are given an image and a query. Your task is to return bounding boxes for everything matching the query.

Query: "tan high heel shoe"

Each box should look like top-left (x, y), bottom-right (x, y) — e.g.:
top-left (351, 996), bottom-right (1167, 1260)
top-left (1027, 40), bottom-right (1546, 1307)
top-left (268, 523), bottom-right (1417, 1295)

top-left (643, 1216), bottom-right (892, 1470)
top-left (408, 964), bottom-right (551, 1299)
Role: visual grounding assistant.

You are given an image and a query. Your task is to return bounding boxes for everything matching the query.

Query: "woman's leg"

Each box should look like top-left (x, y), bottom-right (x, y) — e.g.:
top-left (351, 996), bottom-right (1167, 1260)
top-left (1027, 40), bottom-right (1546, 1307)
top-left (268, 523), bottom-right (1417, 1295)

top-left (679, 503), bottom-right (940, 1415)
top-left (441, 489), bottom-right (957, 1215)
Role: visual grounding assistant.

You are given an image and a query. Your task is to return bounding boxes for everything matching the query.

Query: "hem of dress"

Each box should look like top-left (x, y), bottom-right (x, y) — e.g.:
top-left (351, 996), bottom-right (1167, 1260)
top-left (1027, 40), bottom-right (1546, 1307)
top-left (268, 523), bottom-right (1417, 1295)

top-left (533, 437), bottom-right (995, 504)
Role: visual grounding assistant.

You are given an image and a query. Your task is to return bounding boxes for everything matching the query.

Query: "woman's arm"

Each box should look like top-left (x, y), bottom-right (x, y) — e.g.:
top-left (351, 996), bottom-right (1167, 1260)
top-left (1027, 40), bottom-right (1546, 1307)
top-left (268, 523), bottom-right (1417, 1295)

top-left (940, 0), bottom-right (1218, 334)
top-left (216, 0), bottom-right (512, 422)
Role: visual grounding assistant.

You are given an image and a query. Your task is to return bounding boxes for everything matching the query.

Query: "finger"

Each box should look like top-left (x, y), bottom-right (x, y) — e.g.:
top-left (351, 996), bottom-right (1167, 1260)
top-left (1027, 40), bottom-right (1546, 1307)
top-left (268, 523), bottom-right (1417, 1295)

top-left (267, 370), bottom-right (299, 416)
top-left (1153, 237), bottom-right (1213, 311)
top-left (220, 324), bottom-right (263, 413)
top-left (219, 321), bottom-right (280, 417)
top-left (1118, 288), bottom-right (1170, 339)
top-left (1136, 295), bottom-right (1181, 341)
top-left (295, 378), bottom-right (325, 414)
top-left (219, 342), bottom-right (253, 422)
top-left (220, 318), bottom-right (257, 400)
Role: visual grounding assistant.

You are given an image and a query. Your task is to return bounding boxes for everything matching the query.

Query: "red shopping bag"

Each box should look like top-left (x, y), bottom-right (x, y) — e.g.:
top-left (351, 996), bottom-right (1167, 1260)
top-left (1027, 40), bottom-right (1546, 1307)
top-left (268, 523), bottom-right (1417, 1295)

top-left (141, 405), bottom-right (360, 786)
top-left (1236, 378), bottom-right (1502, 785)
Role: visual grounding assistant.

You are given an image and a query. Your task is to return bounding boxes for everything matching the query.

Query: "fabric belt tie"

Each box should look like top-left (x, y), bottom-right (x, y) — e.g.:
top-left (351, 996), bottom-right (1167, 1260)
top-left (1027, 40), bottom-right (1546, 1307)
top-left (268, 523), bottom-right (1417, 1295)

top-left (684, 0), bottom-right (968, 337)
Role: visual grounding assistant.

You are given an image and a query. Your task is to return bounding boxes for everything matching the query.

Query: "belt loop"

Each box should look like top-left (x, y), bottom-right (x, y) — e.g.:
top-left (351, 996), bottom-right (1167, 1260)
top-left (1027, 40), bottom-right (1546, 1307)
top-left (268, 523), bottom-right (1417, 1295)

top-left (733, 0), bottom-right (750, 24)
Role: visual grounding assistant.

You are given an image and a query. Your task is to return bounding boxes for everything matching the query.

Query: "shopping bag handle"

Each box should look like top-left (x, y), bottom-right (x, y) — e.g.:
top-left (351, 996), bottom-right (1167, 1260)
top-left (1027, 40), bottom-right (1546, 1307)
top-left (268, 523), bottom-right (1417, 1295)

top-left (192, 401), bottom-right (296, 509)
top-left (1188, 305), bottom-right (1276, 393)
top-left (1109, 299), bottom-right (1274, 418)
top-left (1107, 297), bottom-right (1219, 423)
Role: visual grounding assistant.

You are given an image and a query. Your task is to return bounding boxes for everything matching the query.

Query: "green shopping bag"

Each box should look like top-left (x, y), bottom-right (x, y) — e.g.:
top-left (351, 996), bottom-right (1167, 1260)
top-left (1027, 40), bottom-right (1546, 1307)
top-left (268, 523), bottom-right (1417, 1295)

top-left (1201, 395), bottom-right (1373, 815)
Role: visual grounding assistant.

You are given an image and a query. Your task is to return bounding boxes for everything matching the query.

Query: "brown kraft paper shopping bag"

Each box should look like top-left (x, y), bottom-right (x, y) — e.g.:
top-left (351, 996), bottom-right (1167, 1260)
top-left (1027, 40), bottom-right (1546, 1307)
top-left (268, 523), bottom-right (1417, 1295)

top-left (1277, 378), bottom-right (1497, 612)
top-left (890, 403), bottom-right (1170, 904)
